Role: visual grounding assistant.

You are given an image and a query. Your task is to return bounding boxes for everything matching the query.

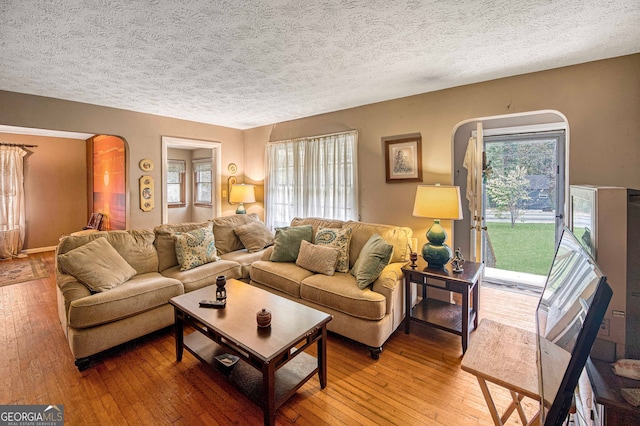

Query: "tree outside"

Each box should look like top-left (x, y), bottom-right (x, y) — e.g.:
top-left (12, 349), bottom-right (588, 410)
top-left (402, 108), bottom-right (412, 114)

top-left (486, 165), bottom-right (530, 227)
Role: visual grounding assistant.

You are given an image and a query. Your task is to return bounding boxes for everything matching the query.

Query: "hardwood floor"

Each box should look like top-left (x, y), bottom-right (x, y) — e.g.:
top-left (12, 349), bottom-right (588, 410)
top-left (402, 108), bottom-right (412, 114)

top-left (1, 252), bottom-right (540, 425)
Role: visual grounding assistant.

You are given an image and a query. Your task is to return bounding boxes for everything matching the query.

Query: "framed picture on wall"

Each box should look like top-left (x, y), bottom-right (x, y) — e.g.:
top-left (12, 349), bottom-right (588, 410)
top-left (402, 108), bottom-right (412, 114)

top-left (383, 134), bottom-right (423, 183)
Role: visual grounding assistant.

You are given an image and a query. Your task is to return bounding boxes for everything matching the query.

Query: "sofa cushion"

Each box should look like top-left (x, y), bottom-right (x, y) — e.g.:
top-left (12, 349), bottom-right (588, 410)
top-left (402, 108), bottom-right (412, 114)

top-left (58, 229), bottom-right (158, 274)
top-left (343, 221), bottom-right (412, 265)
top-left (154, 222), bottom-right (211, 272)
top-left (67, 272), bottom-right (184, 328)
top-left (291, 217), bottom-right (346, 242)
top-left (250, 260), bottom-right (314, 298)
top-left (174, 226), bottom-right (220, 271)
top-left (233, 221), bottom-right (274, 252)
top-left (220, 249), bottom-right (267, 279)
top-left (350, 234), bottom-right (393, 289)
top-left (295, 240), bottom-right (338, 276)
top-left (315, 227), bottom-right (352, 273)
top-left (211, 213), bottom-right (260, 254)
top-left (58, 237), bottom-right (137, 293)
top-left (300, 273), bottom-right (386, 321)
top-left (161, 259), bottom-right (242, 292)
top-left (270, 225), bottom-right (313, 262)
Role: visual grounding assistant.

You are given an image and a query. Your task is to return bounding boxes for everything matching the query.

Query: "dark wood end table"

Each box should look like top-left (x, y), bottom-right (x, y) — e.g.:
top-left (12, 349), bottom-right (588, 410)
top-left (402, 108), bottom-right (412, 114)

top-left (403, 259), bottom-right (483, 353)
top-left (170, 279), bottom-right (332, 426)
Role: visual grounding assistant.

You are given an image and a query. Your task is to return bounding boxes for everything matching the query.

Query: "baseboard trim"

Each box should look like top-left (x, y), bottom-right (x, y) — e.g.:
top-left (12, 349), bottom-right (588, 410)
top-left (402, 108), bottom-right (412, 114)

top-left (23, 246), bottom-right (57, 254)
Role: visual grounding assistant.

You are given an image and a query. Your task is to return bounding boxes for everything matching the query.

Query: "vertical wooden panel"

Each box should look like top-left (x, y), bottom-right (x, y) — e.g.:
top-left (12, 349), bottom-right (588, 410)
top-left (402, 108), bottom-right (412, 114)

top-left (92, 135), bottom-right (126, 230)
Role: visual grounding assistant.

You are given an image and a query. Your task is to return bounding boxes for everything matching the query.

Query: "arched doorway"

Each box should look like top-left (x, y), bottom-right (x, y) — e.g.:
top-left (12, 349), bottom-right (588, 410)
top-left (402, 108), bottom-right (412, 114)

top-left (453, 110), bottom-right (569, 291)
top-left (89, 135), bottom-right (128, 230)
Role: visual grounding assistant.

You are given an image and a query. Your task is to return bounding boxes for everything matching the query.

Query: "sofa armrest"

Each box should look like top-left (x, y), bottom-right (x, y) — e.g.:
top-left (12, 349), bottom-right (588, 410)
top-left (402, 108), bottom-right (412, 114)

top-left (371, 262), bottom-right (404, 303)
top-left (371, 262), bottom-right (404, 293)
top-left (56, 272), bottom-right (92, 318)
top-left (259, 246), bottom-right (274, 261)
top-left (371, 262), bottom-right (406, 325)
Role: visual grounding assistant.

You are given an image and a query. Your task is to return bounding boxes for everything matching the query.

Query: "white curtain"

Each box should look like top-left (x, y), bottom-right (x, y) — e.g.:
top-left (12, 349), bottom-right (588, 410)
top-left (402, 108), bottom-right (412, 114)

top-left (265, 131), bottom-right (358, 230)
top-left (0, 146), bottom-right (27, 259)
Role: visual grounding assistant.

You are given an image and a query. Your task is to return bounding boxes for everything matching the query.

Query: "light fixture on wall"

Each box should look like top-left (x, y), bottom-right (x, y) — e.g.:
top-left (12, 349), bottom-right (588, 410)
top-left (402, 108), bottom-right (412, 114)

top-left (229, 184), bottom-right (256, 214)
top-left (412, 184), bottom-right (463, 269)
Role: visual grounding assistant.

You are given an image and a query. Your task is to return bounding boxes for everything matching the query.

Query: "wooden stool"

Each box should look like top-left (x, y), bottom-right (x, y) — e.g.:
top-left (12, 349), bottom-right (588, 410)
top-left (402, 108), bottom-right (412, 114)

top-left (461, 319), bottom-right (540, 425)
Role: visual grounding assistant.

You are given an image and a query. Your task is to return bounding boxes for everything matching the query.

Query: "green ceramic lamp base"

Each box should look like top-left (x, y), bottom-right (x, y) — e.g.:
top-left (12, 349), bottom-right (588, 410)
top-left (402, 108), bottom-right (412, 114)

top-left (235, 203), bottom-right (247, 214)
top-left (422, 219), bottom-right (453, 269)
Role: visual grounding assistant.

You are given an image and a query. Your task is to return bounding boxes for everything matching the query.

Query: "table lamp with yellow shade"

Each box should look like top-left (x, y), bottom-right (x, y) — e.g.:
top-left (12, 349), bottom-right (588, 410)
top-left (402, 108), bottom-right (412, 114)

top-left (412, 184), bottom-right (463, 269)
top-left (229, 184), bottom-right (256, 214)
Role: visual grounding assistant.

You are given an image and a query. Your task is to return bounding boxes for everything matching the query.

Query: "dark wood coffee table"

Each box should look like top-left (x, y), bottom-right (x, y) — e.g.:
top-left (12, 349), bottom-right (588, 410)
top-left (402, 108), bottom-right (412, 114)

top-left (169, 279), bottom-right (332, 426)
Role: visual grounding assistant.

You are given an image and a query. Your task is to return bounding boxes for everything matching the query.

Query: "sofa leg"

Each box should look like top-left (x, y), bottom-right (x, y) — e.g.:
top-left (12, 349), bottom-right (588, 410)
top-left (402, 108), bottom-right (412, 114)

top-left (369, 346), bottom-right (382, 360)
top-left (74, 357), bottom-right (91, 371)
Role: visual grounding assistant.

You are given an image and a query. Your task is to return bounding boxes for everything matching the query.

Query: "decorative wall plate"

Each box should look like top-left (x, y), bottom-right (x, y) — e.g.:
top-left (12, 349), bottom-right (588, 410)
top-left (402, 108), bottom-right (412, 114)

top-left (228, 163), bottom-right (237, 174)
top-left (139, 175), bottom-right (154, 211)
top-left (139, 159), bottom-right (154, 172)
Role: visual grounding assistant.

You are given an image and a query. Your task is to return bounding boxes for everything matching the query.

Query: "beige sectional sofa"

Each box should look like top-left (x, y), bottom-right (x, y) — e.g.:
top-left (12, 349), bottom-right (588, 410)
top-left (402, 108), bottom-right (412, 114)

top-left (56, 213), bottom-right (411, 370)
top-left (250, 217), bottom-right (413, 359)
top-left (56, 214), bottom-right (268, 370)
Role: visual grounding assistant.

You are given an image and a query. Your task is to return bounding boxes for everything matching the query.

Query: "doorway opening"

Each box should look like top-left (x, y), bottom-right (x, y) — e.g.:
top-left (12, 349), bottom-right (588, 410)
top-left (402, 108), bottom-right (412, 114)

top-left (161, 137), bottom-right (222, 224)
top-left (453, 110), bottom-right (569, 294)
top-left (483, 131), bottom-right (565, 291)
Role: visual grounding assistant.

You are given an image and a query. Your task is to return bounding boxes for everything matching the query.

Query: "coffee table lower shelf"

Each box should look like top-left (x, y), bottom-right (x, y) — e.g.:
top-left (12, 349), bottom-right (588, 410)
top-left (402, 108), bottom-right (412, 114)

top-left (183, 332), bottom-right (319, 410)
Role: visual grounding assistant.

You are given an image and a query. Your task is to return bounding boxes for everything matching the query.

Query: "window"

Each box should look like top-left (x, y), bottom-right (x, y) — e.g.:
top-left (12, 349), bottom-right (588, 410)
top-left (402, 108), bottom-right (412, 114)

top-left (265, 130), bottom-right (358, 229)
top-left (193, 159), bottom-right (212, 207)
top-left (166, 160), bottom-right (185, 208)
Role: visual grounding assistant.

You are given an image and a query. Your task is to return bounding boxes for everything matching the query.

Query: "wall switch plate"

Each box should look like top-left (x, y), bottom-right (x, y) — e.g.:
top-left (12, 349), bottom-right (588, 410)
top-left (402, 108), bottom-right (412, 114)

top-left (600, 318), bottom-right (610, 336)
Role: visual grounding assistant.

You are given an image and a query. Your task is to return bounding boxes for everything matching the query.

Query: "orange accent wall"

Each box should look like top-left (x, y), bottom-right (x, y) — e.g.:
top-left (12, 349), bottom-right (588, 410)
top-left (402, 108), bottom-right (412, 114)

top-left (92, 135), bottom-right (126, 230)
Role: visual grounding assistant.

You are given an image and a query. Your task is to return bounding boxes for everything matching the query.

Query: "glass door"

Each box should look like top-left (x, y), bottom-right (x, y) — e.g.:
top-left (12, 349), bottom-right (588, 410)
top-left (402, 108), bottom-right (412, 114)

top-left (482, 131), bottom-right (565, 290)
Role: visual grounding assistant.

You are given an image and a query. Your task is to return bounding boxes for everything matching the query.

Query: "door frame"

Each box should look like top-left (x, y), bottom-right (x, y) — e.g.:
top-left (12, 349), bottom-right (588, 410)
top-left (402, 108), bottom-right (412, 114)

top-left (452, 110), bottom-right (570, 266)
top-left (161, 136), bottom-right (222, 224)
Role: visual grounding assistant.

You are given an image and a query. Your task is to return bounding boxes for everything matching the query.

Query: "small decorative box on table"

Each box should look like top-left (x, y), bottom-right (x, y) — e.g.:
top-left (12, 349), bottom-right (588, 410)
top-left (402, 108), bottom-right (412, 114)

top-left (403, 260), bottom-right (483, 353)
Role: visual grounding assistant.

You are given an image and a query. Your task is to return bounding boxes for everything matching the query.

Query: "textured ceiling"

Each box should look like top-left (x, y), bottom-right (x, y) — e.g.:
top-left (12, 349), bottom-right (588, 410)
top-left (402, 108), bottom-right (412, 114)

top-left (1, 1), bottom-right (639, 130)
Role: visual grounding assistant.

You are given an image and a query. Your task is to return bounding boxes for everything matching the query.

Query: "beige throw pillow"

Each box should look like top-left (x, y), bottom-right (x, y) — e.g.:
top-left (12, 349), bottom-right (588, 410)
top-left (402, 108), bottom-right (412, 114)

top-left (295, 240), bottom-right (339, 276)
top-left (233, 221), bottom-right (274, 252)
top-left (211, 213), bottom-right (260, 254)
top-left (58, 237), bottom-right (137, 293)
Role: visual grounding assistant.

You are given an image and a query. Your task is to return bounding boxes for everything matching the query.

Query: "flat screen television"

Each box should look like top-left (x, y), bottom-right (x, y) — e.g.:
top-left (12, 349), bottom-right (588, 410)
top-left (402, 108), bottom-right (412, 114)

top-left (536, 227), bottom-right (612, 425)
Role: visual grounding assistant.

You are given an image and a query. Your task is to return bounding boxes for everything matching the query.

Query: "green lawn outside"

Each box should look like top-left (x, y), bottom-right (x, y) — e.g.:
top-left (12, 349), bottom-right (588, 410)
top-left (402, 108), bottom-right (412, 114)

top-left (485, 222), bottom-right (556, 275)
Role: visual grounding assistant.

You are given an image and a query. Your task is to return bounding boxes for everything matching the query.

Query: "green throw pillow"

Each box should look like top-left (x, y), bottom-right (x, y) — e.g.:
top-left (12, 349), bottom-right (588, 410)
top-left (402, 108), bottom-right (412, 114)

top-left (174, 226), bottom-right (220, 271)
top-left (58, 237), bottom-right (137, 293)
top-left (270, 225), bottom-right (313, 262)
top-left (350, 234), bottom-right (393, 289)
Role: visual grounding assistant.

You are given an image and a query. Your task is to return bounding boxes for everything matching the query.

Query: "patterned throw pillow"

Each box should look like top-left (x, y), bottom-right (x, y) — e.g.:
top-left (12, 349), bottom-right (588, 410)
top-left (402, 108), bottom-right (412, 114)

top-left (315, 227), bottom-right (352, 272)
top-left (174, 226), bottom-right (220, 271)
top-left (295, 240), bottom-right (339, 276)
